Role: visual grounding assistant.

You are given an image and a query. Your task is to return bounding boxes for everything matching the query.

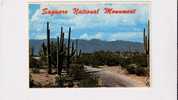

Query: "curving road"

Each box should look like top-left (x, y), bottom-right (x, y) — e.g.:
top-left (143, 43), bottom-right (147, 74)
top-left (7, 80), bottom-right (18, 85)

top-left (84, 65), bottom-right (140, 87)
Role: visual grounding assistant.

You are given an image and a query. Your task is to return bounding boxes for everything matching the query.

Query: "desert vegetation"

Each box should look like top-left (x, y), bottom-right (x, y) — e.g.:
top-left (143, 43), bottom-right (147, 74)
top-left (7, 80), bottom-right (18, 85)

top-left (29, 20), bottom-right (150, 88)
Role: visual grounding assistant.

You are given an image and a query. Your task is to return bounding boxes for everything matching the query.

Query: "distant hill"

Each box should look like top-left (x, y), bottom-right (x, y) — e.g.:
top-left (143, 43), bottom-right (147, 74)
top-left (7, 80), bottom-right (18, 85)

top-left (29, 39), bottom-right (144, 55)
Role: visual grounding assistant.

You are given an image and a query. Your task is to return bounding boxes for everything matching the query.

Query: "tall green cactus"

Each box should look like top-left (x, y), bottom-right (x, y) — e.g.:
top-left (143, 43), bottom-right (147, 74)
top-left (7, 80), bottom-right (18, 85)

top-left (71, 42), bottom-right (76, 56)
top-left (57, 36), bottom-right (60, 75)
top-left (147, 20), bottom-right (150, 68)
top-left (47, 22), bottom-right (52, 74)
top-left (67, 27), bottom-right (75, 74)
top-left (78, 49), bottom-right (81, 57)
top-left (75, 39), bottom-right (81, 58)
top-left (144, 20), bottom-right (150, 55)
top-left (147, 20), bottom-right (150, 55)
top-left (31, 47), bottom-right (34, 56)
top-left (42, 42), bottom-right (47, 56)
top-left (57, 27), bottom-right (65, 76)
top-left (143, 28), bottom-right (147, 54)
top-left (143, 20), bottom-right (150, 67)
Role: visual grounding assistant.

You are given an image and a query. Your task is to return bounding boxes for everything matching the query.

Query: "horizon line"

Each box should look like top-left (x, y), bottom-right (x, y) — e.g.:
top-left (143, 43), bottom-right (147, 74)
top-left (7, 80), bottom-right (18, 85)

top-left (29, 38), bottom-right (143, 43)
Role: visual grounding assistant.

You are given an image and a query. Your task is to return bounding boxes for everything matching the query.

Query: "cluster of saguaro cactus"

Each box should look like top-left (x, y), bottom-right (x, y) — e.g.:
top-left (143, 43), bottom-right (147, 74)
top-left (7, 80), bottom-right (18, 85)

top-left (46, 22), bottom-right (81, 76)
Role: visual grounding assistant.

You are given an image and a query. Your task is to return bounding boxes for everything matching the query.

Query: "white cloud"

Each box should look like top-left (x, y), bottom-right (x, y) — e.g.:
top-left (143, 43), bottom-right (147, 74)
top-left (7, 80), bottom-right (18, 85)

top-left (31, 9), bottom-right (39, 22)
top-left (79, 32), bottom-right (102, 40)
top-left (95, 32), bottom-right (102, 39)
top-left (29, 4), bottom-right (149, 41)
top-left (79, 33), bottom-right (89, 39)
top-left (78, 32), bottom-right (143, 42)
top-left (109, 32), bottom-right (143, 42)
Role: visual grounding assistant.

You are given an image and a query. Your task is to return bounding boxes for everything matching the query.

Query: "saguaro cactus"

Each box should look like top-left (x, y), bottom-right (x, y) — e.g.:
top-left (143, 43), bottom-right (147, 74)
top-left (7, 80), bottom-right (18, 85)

top-left (31, 47), bottom-right (34, 56)
top-left (40, 41), bottom-right (47, 56)
top-left (143, 28), bottom-right (147, 53)
top-left (57, 27), bottom-right (65, 76)
top-left (143, 20), bottom-right (150, 67)
top-left (143, 20), bottom-right (150, 86)
top-left (47, 22), bottom-right (52, 74)
top-left (67, 27), bottom-right (75, 74)
top-left (71, 42), bottom-right (76, 57)
top-left (147, 20), bottom-right (150, 67)
top-left (57, 36), bottom-right (60, 74)
top-left (145, 20), bottom-right (150, 54)
top-left (75, 40), bottom-right (81, 58)
top-left (147, 20), bottom-right (150, 55)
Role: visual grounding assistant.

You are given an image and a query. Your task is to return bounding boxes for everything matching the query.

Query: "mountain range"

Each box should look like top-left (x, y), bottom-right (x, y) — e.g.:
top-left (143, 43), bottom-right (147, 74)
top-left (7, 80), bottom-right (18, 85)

top-left (29, 39), bottom-right (144, 55)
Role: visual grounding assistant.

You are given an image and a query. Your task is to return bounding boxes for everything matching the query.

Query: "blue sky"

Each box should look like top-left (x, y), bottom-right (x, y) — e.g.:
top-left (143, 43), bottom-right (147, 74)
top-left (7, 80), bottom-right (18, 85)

top-left (29, 3), bottom-right (149, 43)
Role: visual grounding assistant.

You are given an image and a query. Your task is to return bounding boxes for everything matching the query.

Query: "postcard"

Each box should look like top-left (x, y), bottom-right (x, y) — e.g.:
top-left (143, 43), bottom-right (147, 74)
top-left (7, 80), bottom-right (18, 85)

top-left (29, 1), bottom-right (151, 88)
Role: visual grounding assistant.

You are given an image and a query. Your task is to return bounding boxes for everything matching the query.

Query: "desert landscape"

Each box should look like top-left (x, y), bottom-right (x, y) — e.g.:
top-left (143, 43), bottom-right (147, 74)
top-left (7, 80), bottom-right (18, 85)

top-left (29, 4), bottom-right (150, 88)
top-left (29, 21), bottom-right (150, 88)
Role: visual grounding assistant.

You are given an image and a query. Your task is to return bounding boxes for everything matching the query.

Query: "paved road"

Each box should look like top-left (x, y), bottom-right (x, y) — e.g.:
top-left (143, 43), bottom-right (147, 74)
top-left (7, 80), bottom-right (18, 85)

top-left (84, 66), bottom-right (139, 87)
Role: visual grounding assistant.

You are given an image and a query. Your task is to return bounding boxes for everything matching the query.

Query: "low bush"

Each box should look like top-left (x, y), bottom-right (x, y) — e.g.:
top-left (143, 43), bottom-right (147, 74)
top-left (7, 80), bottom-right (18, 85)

top-left (126, 64), bottom-right (148, 76)
top-left (69, 64), bottom-right (85, 80)
top-left (79, 75), bottom-right (99, 87)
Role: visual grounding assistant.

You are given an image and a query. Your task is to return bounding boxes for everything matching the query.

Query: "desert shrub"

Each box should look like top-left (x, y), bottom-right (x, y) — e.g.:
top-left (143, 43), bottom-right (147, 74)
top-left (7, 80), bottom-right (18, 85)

top-left (130, 55), bottom-right (147, 67)
top-left (76, 54), bottom-right (93, 65)
top-left (32, 68), bottom-right (40, 73)
top-left (127, 64), bottom-right (137, 74)
top-left (92, 65), bottom-right (100, 68)
top-left (76, 51), bottom-right (149, 76)
top-left (144, 67), bottom-right (150, 76)
top-left (126, 64), bottom-right (147, 76)
top-left (69, 64), bottom-right (85, 80)
top-left (135, 67), bottom-right (146, 76)
top-left (29, 74), bottom-right (34, 87)
top-left (55, 75), bottom-right (65, 87)
top-left (120, 58), bottom-right (131, 68)
top-left (78, 51), bottom-right (122, 66)
top-left (69, 64), bottom-right (99, 87)
top-left (39, 56), bottom-right (47, 66)
top-left (29, 57), bottom-right (38, 68)
top-left (79, 75), bottom-right (99, 87)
